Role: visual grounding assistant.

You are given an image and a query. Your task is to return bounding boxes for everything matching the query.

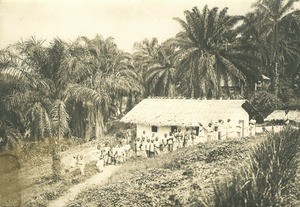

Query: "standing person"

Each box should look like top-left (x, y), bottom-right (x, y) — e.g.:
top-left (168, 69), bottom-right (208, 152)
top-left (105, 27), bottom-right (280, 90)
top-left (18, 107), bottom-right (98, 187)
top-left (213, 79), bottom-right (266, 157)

top-left (146, 138), bottom-right (151, 158)
top-left (167, 132), bottom-right (174, 152)
top-left (77, 155), bottom-right (85, 175)
top-left (172, 129), bottom-right (178, 151)
top-left (103, 143), bottom-right (110, 166)
top-left (140, 137), bottom-right (147, 158)
top-left (141, 131), bottom-right (148, 141)
top-left (177, 129), bottom-right (184, 148)
top-left (206, 123), bottom-right (213, 142)
top-left (249, 117), bottom-right (256, 137)
top-left (198, 123), bottom-right (205, 143)
top-left (111, 146), bottom-right (118, 165)
top-left (154, 137), bottom-right (161, 156)
top-left (162, 133), bottom-right (168, 154)
top-left (213, 121), bottom-right (219, 141)
top-left (107, 147), bottom-right (112, 165)
top-left (96, 155), bottom-right (104, 173)
top-left (126, 129), bottom-right (132, 144)
top-left (218, 120), bottom-right (225, 140)
top-left (135, 138), bottom-right (141, 157)
top-left (149, 139), bottom-right (155, 158)
top-left (172, 128), bottom-right (178, 137)
top-left (183, 128), bottom-right (190, 147)
top-left (191, 127), bottom-right (197, 146)
top-left (236, 120), bottom-right (242, 138)
top-left (173, 135), bottom-right (178, 152)
top-left (225, 119), bottom-right (232, 139)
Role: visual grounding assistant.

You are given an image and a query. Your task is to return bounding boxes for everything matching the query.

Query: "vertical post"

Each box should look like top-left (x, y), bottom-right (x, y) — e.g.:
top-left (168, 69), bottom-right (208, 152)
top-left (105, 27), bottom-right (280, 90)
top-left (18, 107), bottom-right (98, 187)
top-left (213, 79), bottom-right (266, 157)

top-left (274, 62), bottom-right (279, 101)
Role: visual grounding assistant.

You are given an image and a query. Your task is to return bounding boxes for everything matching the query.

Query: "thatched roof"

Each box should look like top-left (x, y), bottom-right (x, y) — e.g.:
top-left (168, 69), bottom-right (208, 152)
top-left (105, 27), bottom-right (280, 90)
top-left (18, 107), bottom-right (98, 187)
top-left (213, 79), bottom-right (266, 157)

top-left (265, 110), bottom-right (300, 123)
top-left (121, 98), bottom-right (262, 126)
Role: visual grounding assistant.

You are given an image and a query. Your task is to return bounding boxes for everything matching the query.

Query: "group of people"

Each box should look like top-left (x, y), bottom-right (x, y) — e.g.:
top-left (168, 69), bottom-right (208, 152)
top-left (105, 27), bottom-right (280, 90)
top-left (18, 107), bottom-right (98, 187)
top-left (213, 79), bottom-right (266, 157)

top-left (95, 140), bottom-right (132, 172)
top-left (92, 118), bottom-right (258, 170)
top-left (133, 118), bottom-right (257, 158)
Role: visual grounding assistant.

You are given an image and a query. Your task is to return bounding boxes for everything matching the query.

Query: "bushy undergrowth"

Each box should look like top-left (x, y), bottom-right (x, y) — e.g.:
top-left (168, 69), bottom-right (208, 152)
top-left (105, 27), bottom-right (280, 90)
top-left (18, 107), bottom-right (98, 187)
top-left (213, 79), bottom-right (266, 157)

top-left (209, 127), bottom-right (300, 207)
top-left (67, 137), bottom-right (260, 207)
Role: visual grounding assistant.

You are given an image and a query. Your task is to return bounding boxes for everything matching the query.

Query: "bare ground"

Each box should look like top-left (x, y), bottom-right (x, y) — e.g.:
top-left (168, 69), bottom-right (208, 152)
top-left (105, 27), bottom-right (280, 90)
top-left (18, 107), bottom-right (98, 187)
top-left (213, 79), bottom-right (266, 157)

top-left (48, 165), bottom-right (120, 207)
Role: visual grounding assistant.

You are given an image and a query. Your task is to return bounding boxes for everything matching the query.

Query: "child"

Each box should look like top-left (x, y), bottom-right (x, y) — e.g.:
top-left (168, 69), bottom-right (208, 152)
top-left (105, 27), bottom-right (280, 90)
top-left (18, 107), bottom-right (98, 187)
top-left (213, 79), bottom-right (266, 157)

top-left (149, 139), bottom-right (155, 158)
top-left (96, 155), bottom-right (104, 173)
top-left (76, 155), bottom-right (85, 175)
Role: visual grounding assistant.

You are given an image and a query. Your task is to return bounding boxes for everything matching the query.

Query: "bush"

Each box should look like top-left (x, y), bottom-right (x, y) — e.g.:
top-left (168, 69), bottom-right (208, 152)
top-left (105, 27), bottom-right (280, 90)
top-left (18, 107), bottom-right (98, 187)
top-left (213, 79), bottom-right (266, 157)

top-left (209, 127), bottom-right (300, 207)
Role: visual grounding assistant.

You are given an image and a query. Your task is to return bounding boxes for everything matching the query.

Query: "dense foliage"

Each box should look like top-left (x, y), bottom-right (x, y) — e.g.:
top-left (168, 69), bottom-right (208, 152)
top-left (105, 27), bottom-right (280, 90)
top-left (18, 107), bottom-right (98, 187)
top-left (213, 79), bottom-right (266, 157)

top-left (0, 0), bottom-right (299, 178)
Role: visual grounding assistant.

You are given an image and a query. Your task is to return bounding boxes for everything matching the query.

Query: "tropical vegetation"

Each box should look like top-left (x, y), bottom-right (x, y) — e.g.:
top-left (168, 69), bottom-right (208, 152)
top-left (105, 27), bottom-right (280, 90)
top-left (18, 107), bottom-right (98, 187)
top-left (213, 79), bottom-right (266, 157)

top-left (0, 0), bottom-right (299, 179)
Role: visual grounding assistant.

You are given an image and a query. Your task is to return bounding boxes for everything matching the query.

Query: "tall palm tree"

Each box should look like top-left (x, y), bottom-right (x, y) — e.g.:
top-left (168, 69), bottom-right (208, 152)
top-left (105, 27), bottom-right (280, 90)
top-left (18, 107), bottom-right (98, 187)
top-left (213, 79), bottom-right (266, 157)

top-left (252, 0), bottom-right (300, 97)
top-left (173, 5), bottom-right (261, 98)
top-left (144, 41), bottom-right (177, 97)
top-left (0, 37), bottom-right (105, 180)
top-left (77, 35), bottom-right (142, 114)
top-left (133, 37), bottom-right (160, 96)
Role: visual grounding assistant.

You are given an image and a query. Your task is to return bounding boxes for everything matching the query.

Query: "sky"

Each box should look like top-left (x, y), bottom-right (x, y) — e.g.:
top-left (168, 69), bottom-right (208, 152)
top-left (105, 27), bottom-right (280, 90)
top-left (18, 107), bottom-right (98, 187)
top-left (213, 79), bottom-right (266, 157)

top-left (0, 0), bottom-right (297, 52)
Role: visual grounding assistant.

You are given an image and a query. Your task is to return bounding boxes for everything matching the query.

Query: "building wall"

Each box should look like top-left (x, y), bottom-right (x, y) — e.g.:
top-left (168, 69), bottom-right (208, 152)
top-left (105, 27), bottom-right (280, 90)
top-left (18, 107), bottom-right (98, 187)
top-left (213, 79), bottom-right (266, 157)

top-left (135, 109), bottom-right (250, 140)
top-left (136, 124), bottom-right (173, 139)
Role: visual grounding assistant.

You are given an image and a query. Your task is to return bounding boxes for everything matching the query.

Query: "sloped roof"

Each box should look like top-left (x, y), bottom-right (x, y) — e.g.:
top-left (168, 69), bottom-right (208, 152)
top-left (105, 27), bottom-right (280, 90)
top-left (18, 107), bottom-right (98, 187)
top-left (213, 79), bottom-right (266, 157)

top-left (261, 74), bottom-right (270, 80)
top-left (121, 98), bottom-right (259, 126)
top-left (265, 110), bottom-right (300, 123)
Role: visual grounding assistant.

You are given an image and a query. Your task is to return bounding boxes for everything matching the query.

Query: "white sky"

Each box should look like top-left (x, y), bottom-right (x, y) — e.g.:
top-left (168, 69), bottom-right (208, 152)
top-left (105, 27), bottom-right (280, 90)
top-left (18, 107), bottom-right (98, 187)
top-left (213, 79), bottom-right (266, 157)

top-left (0, 0), bottom-right (298, 52)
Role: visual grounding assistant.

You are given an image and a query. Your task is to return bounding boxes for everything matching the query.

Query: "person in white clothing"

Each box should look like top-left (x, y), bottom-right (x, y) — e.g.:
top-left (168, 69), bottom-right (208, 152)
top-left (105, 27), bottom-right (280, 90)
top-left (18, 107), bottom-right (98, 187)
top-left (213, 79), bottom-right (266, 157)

top-left (177, 129), bottom-right (184, 148)
top-left (96, 155), bottom-right (104, 173)
top-left (249, 117), bottom-right (256, 137)
top-left (76, 155), bottom-right (85, 175)
top-left (154, 137), bottom-right (161, 156)
top-left (140, 138), bottom-right (148, 158)
top-left (236, 120), bottom-right (242, 138)
top-left (225, 119), bottom-right (232, 139)
top-left (218, 119), bottom-right (225, 140)
top-left (198, 123), bottom-right (205, 142)
top-left (206, 123), bottom-right (213, 142)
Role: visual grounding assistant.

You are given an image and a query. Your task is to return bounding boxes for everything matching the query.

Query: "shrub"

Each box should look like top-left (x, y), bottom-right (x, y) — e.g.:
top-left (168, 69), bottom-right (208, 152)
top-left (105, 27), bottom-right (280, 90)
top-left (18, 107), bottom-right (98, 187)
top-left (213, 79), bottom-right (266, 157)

top-left (209, 127), bottom-right (300, 207)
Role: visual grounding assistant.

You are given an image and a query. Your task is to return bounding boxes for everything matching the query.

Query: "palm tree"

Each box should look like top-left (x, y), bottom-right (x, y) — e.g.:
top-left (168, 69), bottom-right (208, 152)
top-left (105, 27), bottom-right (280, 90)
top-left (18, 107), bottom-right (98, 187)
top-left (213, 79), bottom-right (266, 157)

top-left (78, 35), bottom-right (142, 114)
top-left (252, 0), bottom-right (300, 98)
top-left (144, 41), bottom-right (177, 97)
top-left (0, 37), bottom-right (105, 180)
top-left (173, 5), bottom-right (261, 98)
top-left (133, 38), bottom-right (160, 96)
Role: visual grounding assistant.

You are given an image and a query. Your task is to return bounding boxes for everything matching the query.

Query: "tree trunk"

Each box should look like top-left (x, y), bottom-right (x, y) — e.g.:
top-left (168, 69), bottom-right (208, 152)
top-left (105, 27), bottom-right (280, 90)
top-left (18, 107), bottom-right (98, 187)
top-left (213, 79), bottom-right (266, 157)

top-left (95, 108), bottom-right (104, 141)
top-left (50, 137), bottom-right (61, 181)
top-left (119, 95), bottom-right (123, 114)
top-left (84, 104), bottom-right (92, 142)
top-left (72, 102), bottom-right (85, 139)
top-left (126, 93), bottom-right (133, 112)
top-left (274, 62), bottom-right (279, 100)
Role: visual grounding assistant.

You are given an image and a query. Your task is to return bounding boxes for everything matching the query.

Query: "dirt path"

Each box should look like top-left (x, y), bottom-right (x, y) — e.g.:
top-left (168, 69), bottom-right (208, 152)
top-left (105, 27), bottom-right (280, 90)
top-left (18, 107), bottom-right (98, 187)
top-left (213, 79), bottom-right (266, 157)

top-left (48, 165), bottom-right (120, 207)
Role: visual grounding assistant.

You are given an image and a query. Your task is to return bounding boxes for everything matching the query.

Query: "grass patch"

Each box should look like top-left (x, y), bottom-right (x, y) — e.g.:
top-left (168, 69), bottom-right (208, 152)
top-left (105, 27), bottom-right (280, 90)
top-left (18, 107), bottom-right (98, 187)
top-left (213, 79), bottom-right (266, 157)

top-left (202, 127), bottom-right (300, 207)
